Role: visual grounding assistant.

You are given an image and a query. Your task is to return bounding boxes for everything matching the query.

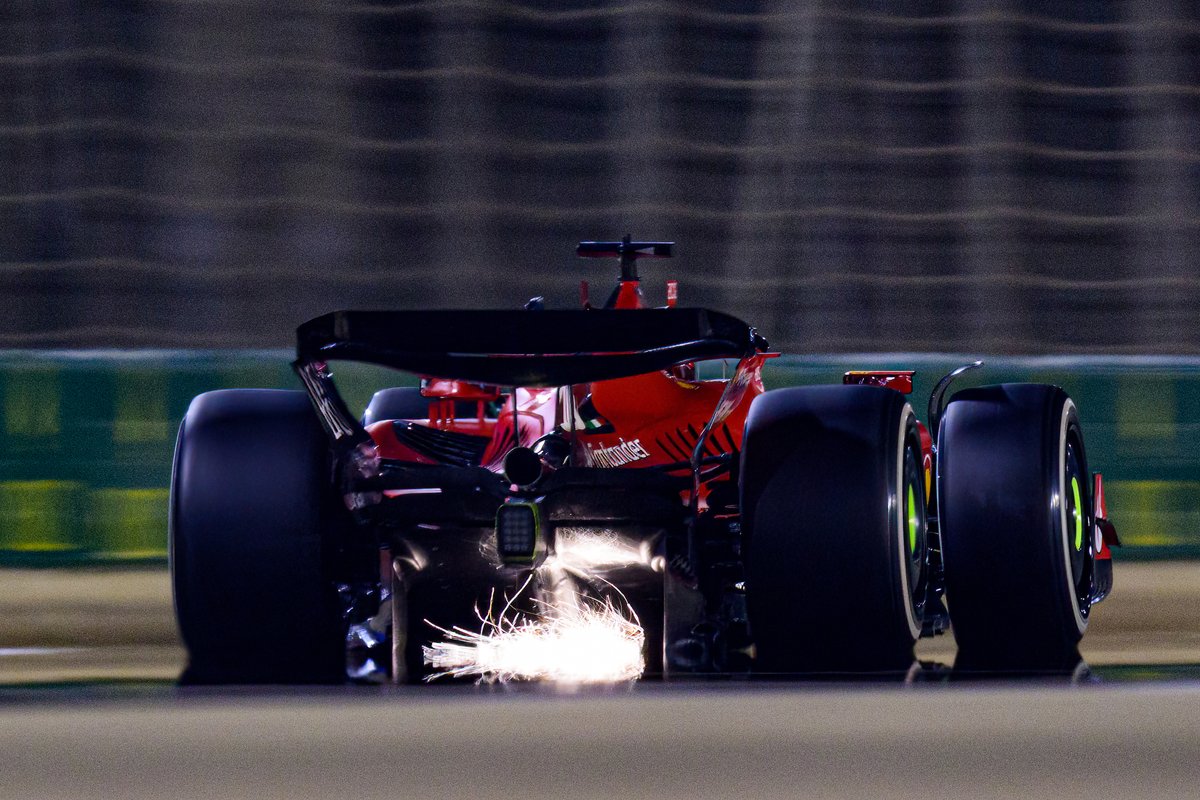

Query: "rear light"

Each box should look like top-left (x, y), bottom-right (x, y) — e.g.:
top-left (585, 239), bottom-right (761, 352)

top-left (495, 502), bottom-right (544, 564)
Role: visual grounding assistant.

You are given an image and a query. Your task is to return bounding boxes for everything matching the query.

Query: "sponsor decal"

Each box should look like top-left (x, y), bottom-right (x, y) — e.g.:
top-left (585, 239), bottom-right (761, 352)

top-left (584, 438), bottom-right (650, 468)
top-left (297, 363), bottom-right (356, 440)
top-left (710, 355), bottom-right (763, 427)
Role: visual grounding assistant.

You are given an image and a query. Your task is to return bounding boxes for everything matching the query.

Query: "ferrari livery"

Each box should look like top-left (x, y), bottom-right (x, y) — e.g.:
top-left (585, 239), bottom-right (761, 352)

top-left (169, 238), bottom-right (1119, 683)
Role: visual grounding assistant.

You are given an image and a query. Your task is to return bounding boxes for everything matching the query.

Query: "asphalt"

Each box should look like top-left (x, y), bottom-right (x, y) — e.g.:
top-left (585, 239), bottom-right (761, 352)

top-left (1, 683), bottom-right (1198, 799)
top-left (2, 561), bottom-right (1198, 683)
top-left (1, 562), bottom-right (1199, 799)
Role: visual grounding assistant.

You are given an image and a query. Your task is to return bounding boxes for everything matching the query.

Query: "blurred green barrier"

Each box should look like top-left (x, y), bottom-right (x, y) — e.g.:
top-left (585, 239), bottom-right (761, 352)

top-left (763, 354), bottom-right (1200, 560)
top-left (1, 351), bottom-right (1199, 565)
top-left (0, 350), bottom-right (411, 566)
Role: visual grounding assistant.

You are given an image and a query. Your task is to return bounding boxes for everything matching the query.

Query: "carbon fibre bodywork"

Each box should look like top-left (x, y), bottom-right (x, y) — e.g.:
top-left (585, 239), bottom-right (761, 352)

top-left (290, 250), bottom-right (776, 677)
top-left (276, 243), bottom-right (1118, 680)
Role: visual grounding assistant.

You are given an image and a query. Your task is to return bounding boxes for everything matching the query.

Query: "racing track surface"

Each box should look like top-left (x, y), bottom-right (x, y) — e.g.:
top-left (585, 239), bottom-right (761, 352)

top-left (2, 562), bottom-right (1200, 798)
top-left (3, 683), bottom-right (1200, 799)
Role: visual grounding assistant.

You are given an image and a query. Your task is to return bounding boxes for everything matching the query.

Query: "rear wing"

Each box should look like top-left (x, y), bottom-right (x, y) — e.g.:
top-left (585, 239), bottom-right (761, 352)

top-left (296, 308), bottom-right (767, 387)
top-left (293, 307), bottom-right (767, 447)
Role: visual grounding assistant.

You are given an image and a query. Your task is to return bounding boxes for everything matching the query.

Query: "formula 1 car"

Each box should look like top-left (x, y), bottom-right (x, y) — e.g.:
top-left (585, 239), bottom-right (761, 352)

top-left (170, 238), bottom-right (1119, 683)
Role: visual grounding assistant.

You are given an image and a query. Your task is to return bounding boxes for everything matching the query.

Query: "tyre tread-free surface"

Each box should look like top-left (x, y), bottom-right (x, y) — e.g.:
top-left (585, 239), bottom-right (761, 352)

top-left (171, 389), bottom-right (347, 683)
top-left (938, 383), bottom-right (1090, 668)
top-left (740, 385), bottom-right (922, 672)
top-left (363, 387), bottom-right (479, 426)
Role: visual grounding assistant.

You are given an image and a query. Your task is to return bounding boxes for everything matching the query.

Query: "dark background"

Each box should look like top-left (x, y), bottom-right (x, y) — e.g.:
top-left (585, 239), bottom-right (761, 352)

top-left (3, 0), bottom-right (1199, 353)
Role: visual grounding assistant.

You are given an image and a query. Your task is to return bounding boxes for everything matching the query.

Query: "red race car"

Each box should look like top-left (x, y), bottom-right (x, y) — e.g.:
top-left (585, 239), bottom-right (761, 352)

top-left (170, 238), bottom-right (1118, 683)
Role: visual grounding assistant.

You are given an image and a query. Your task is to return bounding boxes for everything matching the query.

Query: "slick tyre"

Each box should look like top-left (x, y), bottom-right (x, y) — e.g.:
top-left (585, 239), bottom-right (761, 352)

top-left (171, 389), bottom-right (348, 684)
top-left (741, 386), bottom-right (928, 672)
top-left (938, 384), bottom-right (1093, 669)
top-left (363, 388), bottom-right (430, 426)
top-left (363, 387), bottom-right (477, 426)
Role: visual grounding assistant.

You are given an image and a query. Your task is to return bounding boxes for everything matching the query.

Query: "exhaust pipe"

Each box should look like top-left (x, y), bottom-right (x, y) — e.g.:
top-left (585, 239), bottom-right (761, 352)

top-left (503, 432), bottom-right (571, 489)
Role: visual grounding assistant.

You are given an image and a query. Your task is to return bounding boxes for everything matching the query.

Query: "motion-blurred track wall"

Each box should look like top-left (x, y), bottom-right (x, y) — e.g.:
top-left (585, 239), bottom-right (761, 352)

top-left (0, 352), bottom-right (1196, 564)
top-left (4, 1), bottom-right (1200, 353)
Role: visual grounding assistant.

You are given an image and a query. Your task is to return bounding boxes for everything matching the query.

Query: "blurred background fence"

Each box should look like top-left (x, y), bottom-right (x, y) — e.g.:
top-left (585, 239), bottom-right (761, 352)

top-left (0, 352), bottom-right (1198, 564)
top-left (4, 1), bottom-right (1200, 353)
top-left (5, 2), bottom-right (1200, 563)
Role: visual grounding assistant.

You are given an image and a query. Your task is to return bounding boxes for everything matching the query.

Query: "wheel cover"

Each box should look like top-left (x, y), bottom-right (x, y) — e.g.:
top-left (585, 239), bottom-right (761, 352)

top-left (907, 484), bottom-right (919, 554)
top-left (1058, 402), bottom-right (1091, 635)
top-left (896, 406), bottom-right (925, 640)
top-left (1070, 475), bottom-right (1083, 553)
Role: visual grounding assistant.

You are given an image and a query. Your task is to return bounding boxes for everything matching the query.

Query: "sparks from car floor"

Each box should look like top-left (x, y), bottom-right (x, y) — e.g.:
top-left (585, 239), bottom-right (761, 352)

top-left (422, 569), bottom-right (645, 684)
top-left (170, 237), bottom-right (1118, 686)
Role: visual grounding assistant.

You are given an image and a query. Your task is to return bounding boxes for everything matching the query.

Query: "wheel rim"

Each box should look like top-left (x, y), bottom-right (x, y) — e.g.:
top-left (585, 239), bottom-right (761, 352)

top-left (1064, 436), bottom-right (1091, 616)
top-left (902, 437), bottom-right (927, 601)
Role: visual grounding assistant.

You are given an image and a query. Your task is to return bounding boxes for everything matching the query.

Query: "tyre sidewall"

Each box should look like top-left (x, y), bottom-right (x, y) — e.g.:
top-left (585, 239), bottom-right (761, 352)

top-left (938, 384), bottom-right (1091, 663)
top-left (741, 385), bottom-right (922, 671)
top-left (171, 389), bottom-right (347, 682)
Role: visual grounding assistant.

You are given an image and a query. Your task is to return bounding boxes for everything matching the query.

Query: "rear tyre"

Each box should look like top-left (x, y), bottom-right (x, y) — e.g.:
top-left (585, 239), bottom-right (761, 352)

top-left (363, 387), bottom-right (479, 425)
top-left (740, 386), bottom-right (927, 672)
top-left (938, 384), bottom-right (1093, 669)
top-left (363, 388), bottom-right (430, 426)
top-left (171, 389), bottom-right (349, 683)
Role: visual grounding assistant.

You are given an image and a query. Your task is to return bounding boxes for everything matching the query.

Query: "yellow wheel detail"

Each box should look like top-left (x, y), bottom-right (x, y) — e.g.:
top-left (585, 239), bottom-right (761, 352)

top-left (1071, 474), bottom-right (1083, 551)
top-left (907, 484), bottom-right (919, 553)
